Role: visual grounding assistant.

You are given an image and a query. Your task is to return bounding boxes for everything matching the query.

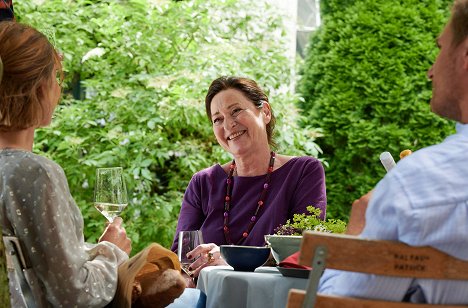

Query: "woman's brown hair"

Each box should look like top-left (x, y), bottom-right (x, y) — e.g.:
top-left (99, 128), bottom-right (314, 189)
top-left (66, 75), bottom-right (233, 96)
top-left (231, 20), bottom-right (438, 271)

top-left (205, 76), bottom-right (276, 147)
top-left (451, 0), bottom-right (468, 47)
top-left (0, 21), bottom-right (62, 132)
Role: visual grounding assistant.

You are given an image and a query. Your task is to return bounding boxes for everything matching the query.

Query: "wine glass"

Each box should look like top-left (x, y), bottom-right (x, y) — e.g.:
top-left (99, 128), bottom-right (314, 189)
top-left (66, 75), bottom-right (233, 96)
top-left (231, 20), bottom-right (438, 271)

top-left (94, 167), bottom-right (128, 222)
top-left (178, 230), bottom-right (204, 274)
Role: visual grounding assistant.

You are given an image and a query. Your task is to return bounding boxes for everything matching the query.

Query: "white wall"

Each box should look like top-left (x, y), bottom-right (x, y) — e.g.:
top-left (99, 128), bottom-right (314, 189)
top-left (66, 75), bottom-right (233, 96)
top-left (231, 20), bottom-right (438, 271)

top-left (267, 0), bottom-right (320, 89)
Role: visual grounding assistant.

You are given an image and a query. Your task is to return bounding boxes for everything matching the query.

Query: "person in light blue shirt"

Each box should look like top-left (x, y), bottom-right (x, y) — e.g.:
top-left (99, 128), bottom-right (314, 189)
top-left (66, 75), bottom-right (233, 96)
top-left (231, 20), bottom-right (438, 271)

top-left (319, 0), bottom-right (468, 304)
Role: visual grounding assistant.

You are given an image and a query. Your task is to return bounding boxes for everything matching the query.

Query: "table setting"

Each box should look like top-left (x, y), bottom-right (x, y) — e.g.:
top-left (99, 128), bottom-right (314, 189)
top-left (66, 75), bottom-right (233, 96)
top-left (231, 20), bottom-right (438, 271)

top-left (196, 265), bottom-right (308, 308)
top-left (188, 206), bottom-right (350, 307)
top-left (194, 236), bottom-right (309, 308)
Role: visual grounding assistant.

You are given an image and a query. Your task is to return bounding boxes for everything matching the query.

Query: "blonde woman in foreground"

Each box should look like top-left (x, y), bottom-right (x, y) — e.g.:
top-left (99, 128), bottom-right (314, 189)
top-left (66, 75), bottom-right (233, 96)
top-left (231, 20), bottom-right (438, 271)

top-left (0, 21), bottom-right (131, 307)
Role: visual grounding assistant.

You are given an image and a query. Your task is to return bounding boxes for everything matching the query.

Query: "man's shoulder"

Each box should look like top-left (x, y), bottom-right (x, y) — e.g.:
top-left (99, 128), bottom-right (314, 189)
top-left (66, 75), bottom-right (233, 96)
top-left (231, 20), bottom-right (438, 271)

top-left (390, 138), bottom-right (468, 208)
top-left (396, 136), bottom-right (467, 175)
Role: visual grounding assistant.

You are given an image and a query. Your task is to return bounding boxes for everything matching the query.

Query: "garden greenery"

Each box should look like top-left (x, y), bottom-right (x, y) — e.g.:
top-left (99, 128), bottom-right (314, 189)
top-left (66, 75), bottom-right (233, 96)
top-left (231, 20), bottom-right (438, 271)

top-left (15, 0), bottom-right (322, 252)
top-left (299, 0), bottom-right (454, 219)
top-left (274, 206), bottom-right (347, 235)
top-left (0, 241), bottom-right (7, 306)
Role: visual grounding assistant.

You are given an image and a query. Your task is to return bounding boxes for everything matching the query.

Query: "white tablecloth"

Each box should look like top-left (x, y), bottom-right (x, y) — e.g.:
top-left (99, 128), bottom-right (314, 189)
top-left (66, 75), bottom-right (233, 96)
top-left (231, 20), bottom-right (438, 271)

top-left (196, 266), bottom-right (308, 308)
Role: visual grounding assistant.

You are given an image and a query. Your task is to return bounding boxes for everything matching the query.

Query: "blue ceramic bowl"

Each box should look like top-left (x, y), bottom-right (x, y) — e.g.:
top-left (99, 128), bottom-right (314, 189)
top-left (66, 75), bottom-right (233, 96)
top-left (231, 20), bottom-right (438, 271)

top-left (220, 245), bottom-right (271, 272)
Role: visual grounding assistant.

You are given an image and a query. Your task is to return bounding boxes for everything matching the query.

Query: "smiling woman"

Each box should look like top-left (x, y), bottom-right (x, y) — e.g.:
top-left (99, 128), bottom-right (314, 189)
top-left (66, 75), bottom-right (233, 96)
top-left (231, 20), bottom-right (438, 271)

top-left (171, 76), bottom-right (327, 286)
top-left (209, 88), bottom-right (272, 158)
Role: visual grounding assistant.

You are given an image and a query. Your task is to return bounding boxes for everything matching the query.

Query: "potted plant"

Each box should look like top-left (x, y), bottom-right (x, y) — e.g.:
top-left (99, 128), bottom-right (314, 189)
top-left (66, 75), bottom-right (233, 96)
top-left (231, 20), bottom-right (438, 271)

top-left (265, 206), bottom-right (347, 264)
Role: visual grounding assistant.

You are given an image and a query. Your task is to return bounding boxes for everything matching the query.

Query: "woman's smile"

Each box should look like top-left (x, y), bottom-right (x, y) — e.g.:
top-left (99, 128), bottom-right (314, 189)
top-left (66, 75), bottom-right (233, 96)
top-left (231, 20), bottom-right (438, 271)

top-left (227, 130), bottom-right (246, 141)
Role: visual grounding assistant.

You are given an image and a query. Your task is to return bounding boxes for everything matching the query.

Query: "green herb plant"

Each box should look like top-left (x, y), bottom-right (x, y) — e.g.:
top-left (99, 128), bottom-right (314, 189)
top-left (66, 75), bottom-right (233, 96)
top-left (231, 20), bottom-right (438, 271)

top-left (274, 206), bottom-right (347, 235)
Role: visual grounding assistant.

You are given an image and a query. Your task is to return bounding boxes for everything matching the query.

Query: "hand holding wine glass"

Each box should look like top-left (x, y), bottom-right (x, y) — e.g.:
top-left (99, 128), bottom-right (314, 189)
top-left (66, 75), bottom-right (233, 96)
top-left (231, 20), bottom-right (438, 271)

top-left (99, 217), bottom-right (132, 255)
top-left (178, 230), bottom-right (203, 276)
top-left (94, 167), bottom-right (128, 222)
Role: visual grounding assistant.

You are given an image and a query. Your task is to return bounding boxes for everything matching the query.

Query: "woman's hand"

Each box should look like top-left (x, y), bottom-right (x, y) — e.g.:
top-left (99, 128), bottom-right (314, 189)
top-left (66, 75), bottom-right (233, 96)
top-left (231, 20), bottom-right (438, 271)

top-left (186, 243), bottom-right (227, 278)
top-left (99, 217), bottom-right (132, 256)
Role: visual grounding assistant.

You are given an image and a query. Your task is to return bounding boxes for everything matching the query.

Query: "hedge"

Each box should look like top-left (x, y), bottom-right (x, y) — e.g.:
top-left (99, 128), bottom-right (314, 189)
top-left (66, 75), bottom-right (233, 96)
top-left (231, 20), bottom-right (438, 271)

top-left (299, 0), bottom-right (454, 219)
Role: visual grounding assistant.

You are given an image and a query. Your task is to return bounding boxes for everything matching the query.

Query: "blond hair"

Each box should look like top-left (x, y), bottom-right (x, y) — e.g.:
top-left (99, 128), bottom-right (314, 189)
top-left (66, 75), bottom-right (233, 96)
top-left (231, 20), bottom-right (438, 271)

top-left (0, 22), bottom-right (62, 132)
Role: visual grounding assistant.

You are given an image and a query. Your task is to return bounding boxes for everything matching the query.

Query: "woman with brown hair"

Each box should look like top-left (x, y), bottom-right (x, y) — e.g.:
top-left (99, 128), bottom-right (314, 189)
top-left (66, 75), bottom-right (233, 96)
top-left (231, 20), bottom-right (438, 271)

top-left (0, 21), bottom-right (131, 307)
top-left (171, 76), bottom-right (327, 282)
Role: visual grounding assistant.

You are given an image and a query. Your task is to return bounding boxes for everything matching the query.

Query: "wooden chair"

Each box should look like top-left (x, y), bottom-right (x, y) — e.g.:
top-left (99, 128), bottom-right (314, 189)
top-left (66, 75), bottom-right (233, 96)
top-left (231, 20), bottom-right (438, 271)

top-left (287, 231), bottom-right (468, 308)
top-left (0, 237), bottom-right (11, 307)
top-left (2, 235), bottom-right (40, 307)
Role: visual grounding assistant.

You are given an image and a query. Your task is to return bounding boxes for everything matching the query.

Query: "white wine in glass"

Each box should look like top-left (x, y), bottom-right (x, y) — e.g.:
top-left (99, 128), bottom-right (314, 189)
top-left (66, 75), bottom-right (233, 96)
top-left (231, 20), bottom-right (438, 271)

top-left (94, 167), bottom-right (128, 222)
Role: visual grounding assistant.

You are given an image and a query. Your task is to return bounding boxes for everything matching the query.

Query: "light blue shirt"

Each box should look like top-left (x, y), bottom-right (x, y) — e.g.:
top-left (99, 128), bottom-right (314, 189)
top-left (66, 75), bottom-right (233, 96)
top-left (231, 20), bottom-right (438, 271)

top-left (319, 123), bottom-right (468, 304)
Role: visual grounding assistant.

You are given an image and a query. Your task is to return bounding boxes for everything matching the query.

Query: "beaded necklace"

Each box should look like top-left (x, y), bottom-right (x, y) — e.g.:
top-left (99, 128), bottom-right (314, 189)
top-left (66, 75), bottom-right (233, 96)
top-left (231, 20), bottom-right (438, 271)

top-left (223, 151), bottom-right (276, 245)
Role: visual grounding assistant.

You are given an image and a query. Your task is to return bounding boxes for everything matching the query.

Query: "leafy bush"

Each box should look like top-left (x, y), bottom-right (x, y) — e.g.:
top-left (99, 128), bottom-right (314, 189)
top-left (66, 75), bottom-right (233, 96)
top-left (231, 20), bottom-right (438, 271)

top-left (298, 0), bottom-right (454, 219)
top-left (319, 0), bottom-right (357, 17)
top-left (15, 0), bottom-right (323, 252)
top-left (0, 242), bottom-right (7, 306)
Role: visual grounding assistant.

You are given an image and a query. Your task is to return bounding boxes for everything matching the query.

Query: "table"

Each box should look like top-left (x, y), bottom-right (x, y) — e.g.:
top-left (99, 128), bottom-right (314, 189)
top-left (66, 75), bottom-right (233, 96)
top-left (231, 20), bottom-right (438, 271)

top-left (196, 266), bottom-right (308, 308)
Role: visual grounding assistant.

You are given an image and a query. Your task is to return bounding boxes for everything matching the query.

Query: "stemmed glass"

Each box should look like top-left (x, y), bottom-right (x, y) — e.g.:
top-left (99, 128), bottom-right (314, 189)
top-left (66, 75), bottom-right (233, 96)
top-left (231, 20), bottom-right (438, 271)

top-left (178, 230), bottom-right (204, 274)
top-left (94, 167), bottom-right (128, 222)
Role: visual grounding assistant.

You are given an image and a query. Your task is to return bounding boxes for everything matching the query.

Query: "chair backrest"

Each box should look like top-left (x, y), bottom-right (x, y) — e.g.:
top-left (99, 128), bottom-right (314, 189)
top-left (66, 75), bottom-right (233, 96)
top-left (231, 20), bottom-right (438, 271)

top-left (0, 237), bottom-right (11, 307)
top-left (287, 231), bottom-right (468, 308)
top-left (3, 236), bottom-right (40, 308)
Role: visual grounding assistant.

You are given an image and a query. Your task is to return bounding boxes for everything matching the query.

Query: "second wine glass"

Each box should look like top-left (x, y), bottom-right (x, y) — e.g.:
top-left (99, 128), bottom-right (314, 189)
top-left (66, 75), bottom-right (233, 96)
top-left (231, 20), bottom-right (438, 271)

top-left (94, 167), bottom-right (128, 222)
top-left (178, 230), bottom-right (204, 273)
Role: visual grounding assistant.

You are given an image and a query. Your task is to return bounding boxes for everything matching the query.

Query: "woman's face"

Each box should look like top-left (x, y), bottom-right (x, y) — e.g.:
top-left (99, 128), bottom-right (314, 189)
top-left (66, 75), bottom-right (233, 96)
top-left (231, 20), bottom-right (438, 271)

top-left (39, 64), bottom-right (61, 127)
top-left (210, 88), bottom-right (271, 157)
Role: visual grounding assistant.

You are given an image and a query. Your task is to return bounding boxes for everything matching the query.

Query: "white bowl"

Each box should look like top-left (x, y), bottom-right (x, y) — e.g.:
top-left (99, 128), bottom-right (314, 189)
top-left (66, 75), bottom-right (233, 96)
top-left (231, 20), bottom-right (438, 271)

top-left (264, 235), bottom-right (302, 264)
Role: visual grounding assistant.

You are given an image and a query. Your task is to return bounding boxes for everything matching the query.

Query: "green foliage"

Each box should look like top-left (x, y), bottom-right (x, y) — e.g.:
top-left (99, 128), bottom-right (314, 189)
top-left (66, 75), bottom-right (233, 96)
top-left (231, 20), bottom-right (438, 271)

top-left (299, 0), bottom-right (454, 219)
top-left (319, 0), bottom-right (357, 17)
top-left (0, 241), bottom-right (8, 307)
top-left (274, 206), bottom-right (347, 235)
top-left (15, 0), bottom-right (323, 252)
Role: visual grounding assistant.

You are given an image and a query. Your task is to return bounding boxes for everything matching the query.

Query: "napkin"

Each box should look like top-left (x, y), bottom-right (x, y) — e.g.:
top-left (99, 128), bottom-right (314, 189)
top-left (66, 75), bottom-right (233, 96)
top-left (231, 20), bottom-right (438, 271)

top-left (278, 251), bottom-right (311, 270)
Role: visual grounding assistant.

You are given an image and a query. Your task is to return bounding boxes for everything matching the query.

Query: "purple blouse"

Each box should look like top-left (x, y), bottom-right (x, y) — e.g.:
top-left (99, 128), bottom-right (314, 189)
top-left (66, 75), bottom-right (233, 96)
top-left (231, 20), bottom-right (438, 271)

top-left (171, 156), bottom-right (326, 251)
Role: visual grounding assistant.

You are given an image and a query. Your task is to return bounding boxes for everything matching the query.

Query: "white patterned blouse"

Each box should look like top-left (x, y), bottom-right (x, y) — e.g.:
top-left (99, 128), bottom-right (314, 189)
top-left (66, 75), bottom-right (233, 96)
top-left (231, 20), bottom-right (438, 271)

top-left (0, 149), bottom-right (128, 307)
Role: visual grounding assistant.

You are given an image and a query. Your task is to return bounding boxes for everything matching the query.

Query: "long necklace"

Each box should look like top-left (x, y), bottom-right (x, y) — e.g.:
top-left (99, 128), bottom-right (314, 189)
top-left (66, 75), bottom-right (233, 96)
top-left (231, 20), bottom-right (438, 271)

top-left (223, 152), bottom-right (276, 245)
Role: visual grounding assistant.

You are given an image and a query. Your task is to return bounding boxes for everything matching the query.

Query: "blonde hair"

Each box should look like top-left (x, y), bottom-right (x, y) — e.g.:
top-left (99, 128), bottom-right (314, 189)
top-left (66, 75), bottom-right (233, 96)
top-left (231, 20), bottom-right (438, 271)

top-left (0, 22), bottom-right (62, 132)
